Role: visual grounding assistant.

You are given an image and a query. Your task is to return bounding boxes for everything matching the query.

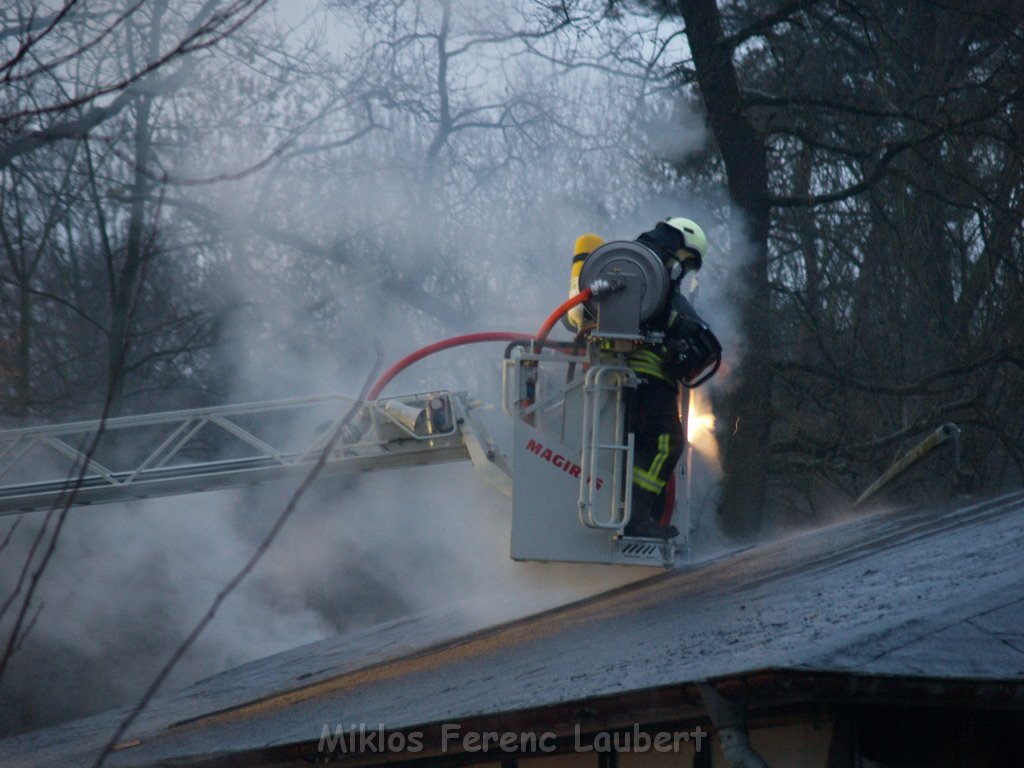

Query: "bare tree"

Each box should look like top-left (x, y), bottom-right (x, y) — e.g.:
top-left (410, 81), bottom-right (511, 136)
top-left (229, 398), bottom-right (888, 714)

top-left (0, 0), bottom-right (269, 168)
top-left (762, 0), bottom-right (1024, 504)
top-left (592, 0), bottom-right (1024, 529)
top-left (0, 143), bottom-right (84, 416)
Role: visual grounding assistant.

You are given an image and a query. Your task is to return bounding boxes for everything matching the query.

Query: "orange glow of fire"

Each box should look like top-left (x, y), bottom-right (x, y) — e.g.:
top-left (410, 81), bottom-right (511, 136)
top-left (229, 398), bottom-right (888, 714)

top-left (686, 389), bottom-right (720, 465)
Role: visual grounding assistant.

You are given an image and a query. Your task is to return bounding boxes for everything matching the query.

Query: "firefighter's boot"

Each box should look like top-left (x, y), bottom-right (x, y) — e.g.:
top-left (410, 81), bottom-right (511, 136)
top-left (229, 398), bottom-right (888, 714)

top-left (624, 493), bottom-right (678, 539)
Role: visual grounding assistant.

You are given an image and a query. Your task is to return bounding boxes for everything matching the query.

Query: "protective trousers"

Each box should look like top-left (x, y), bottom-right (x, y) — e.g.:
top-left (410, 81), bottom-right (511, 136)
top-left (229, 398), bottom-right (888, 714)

top-left (628, 380), bottom-right (684, 529)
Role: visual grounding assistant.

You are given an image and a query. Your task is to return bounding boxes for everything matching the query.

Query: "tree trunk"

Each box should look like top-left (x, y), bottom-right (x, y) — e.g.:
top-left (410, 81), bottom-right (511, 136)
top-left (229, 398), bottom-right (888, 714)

top-left (14, 284), bottom-right (31, 416)
top-left (678, 0), bottom-right (773, 537)
top-left (108, 1), bottom-right (167, 410)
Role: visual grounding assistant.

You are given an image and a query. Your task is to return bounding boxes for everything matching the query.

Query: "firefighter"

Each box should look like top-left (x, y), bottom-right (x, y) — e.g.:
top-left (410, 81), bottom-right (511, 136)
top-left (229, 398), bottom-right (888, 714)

top-left (568, 218), bottom-right (721, 539)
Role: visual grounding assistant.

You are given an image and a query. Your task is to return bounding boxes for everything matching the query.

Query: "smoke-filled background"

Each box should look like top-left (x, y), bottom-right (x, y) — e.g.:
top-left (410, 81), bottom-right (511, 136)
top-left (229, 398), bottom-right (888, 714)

top-left (1, 0), bottom-right (1022, 737)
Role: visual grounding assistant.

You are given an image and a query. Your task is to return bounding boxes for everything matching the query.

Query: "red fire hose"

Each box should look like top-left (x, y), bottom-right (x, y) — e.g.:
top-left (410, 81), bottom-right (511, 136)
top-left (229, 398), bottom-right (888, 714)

top-left (368, 288), bottom-right (595, 400)
top-left (535, 287), bottom-right (594, 347)
top-left (368, 332), bottom-right (532, 400)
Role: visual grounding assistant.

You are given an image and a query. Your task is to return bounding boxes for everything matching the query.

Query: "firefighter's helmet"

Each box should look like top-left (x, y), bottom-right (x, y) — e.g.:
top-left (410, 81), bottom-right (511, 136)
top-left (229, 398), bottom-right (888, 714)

top-left (664, 217), bottom-right (707, 271)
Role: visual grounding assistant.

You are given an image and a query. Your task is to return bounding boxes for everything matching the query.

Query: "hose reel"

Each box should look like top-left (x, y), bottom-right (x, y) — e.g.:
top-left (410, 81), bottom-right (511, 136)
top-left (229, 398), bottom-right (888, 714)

top-left (577, 241), bottom-right (669, 340)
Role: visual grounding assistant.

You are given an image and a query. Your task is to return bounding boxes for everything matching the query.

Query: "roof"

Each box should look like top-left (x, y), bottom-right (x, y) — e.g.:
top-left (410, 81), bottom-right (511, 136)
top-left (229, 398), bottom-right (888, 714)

top-left (3, 490), bottom-right (1024, 767)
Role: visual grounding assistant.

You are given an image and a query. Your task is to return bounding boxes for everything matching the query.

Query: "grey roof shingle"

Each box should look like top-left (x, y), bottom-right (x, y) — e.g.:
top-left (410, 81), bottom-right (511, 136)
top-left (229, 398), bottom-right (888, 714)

top-left (3, 490), bottom-right (1023, 767)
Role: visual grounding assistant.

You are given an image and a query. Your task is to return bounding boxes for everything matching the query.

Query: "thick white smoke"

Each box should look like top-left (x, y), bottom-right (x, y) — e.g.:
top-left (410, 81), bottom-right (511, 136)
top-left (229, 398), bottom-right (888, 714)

top-left (0, 0), bottom-right (755, 737)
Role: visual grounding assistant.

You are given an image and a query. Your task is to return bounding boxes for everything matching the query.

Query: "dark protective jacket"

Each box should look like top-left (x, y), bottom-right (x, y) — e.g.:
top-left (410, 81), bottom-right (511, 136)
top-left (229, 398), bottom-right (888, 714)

top-left (628, 287), bottom-right (721, 387)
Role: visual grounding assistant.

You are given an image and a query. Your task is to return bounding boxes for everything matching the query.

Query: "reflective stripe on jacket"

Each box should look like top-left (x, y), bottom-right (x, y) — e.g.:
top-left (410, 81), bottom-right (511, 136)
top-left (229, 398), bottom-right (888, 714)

top-left (627, 347), bottom-right (673, 385)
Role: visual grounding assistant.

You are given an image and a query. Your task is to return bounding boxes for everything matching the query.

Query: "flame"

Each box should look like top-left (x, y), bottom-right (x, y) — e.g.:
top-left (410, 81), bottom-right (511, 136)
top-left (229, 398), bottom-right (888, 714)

top-left (685, 388), bottom-right (719, 464)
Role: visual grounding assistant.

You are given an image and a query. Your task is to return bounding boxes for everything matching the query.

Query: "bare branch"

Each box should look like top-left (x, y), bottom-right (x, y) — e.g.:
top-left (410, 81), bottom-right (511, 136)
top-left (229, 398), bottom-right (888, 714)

top-left (723, 0), bottom-right (825, 50)
top-left (773, 348), bottom-right (1023, 397)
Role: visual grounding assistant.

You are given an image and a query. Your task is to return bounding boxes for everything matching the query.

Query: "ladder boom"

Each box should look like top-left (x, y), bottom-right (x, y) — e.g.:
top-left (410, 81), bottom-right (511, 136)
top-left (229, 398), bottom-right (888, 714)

top-left (0, 392), bottom-right (500, 515)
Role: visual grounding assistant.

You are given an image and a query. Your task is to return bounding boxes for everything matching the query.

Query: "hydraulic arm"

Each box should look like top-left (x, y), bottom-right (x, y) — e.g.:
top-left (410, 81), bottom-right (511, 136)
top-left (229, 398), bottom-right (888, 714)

top-left (0, 391), bottom-right (507, 515)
